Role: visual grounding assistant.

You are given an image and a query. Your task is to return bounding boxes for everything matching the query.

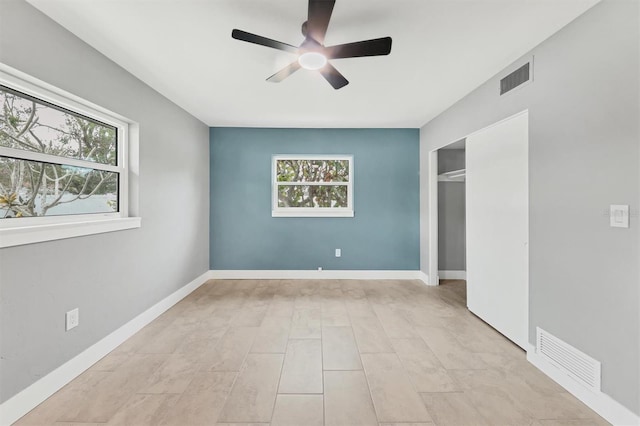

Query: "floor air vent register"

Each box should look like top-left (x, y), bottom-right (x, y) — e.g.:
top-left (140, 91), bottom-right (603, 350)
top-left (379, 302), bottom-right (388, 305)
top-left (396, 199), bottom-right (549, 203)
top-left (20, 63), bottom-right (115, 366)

top-left (536, 327), bottom-right (601, 393)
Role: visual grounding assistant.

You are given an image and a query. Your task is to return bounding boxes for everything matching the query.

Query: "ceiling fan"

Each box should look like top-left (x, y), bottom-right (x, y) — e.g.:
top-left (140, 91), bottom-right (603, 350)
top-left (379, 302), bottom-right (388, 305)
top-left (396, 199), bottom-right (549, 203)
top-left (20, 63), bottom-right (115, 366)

top-left (231, 0), bottom-right (392, 89)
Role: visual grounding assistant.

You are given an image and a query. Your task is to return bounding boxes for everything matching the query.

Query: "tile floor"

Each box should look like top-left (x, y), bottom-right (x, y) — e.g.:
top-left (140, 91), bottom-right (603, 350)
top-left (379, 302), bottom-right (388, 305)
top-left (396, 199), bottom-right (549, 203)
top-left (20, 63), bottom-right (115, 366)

top-left (15, 279), bottom-right (609, 425)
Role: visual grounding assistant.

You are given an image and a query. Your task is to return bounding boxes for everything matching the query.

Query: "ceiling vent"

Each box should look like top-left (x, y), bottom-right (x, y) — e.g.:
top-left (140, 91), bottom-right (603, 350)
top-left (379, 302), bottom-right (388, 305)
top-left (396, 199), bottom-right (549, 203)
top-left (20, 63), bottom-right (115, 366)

top-left (536, 327), bottom-right (601, 393)
top-left (500, 62), bottom-right (530, 95)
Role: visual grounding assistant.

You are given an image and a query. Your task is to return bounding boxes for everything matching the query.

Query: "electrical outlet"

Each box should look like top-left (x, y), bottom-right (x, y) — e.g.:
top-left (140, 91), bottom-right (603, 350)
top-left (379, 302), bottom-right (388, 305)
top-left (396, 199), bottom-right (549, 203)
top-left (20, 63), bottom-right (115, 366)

top-left (335, 248), bottom-right (341, 257)
top-left (66, 308), bottom-right (79, 331)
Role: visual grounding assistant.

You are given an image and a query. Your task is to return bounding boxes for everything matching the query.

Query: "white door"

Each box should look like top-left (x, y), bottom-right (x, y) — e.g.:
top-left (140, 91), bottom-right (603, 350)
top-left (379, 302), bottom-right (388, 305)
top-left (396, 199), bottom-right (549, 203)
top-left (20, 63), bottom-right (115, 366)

top-left (466, 111), bottom-right (528, 349)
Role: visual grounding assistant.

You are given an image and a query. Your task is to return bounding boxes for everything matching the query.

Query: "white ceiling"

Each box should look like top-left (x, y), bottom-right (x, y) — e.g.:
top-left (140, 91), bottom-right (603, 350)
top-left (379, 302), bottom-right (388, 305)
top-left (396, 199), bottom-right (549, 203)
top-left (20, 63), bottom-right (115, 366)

top-left (27, 0), bottom-right (599, 128)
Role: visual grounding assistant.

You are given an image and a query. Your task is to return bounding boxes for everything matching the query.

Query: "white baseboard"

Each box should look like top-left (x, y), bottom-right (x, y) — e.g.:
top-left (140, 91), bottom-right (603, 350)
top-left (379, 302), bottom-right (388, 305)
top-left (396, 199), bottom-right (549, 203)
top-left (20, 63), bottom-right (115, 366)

top-left (0, 271), bottom-right (211, 426)
top-left (438, 270), bottom-right (467, 280)
top-left (209, 269), bottom-right (427, 282)
top-left (417, 270), bottom-right (431, 286)
top-left (526, 344), bottom-right (640, 426)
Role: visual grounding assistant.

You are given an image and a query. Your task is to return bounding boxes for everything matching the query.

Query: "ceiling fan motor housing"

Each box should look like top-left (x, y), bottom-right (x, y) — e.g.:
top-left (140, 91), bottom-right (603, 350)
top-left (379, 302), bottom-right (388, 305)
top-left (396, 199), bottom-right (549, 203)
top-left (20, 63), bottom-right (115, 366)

top-left (231, 0), bottom-right (392, 89)
top-left (299, 37), bottom-right (323, 54)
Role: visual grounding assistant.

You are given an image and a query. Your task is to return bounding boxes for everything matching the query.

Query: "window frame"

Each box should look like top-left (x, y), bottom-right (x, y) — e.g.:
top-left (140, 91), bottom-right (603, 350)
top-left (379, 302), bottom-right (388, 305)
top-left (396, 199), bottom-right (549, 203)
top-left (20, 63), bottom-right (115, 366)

top-left (272, 154), bottom-right (354, 218)
top-left (0, 65), bottom-right (140, 248)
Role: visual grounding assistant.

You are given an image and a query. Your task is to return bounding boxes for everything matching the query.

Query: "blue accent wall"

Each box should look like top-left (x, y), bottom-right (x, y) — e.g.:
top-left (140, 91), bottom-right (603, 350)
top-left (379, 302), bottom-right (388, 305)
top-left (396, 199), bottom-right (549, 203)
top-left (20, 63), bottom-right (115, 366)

top-left (210, 128), bottom-right (420, 270)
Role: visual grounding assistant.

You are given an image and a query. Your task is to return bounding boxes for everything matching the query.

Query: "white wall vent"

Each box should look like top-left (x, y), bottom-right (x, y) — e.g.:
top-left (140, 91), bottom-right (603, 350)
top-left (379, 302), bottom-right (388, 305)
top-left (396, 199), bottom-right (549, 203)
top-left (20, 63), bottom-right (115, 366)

top-left (536, 327), bottom-right (601, 392)
top-left (500, 62), bottom-right (530, 95)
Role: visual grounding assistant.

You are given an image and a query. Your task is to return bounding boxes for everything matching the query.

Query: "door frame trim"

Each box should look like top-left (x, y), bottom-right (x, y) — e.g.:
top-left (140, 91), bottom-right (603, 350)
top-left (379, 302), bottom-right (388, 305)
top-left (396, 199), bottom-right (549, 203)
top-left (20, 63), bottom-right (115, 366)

top-left (427, 109), bottom-right (529, 337)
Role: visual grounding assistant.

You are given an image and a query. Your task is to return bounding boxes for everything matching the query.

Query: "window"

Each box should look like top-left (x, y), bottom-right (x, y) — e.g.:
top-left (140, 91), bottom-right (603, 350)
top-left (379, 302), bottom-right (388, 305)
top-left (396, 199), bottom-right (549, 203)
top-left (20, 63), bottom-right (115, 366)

top-left (272, 155), bottom-right (353, 217)
top-left (0, 67), bottom-right (139, 248)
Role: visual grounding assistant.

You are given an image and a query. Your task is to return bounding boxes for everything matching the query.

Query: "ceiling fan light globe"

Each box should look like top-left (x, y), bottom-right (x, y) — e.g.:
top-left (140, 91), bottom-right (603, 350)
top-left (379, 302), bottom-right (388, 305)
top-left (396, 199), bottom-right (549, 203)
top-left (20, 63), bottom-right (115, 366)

top-left (298, 52), bottom-right (327, 70)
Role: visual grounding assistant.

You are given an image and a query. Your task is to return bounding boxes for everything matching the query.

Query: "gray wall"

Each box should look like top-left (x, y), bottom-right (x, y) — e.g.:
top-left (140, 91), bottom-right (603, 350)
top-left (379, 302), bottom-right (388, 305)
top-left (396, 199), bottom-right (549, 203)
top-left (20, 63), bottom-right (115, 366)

top-left (438, 150), bottom-right (465, 271)
top-left (437, 148), bottom-right (465, 174)
top-left (0, 0), bottom-right (210, 403)
top-left (420, 0), bottom-right (639, 414)
top-left (210, 127), bottom-right (420, 270)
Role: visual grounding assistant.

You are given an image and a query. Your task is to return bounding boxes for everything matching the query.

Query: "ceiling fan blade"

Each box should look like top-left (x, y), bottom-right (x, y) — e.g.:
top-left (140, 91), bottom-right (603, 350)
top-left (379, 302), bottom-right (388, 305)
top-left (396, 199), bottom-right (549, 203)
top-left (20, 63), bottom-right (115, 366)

top-left (319, 63), bottom-right (349, 89)
top-left (267, 61), bottom-right (302, 82)
top-left (232, 29), bottom-right (298, 54)
top-left (307, 0), bottom-right (335, 44)
top-left (325, 37), bottom-right (392, 59)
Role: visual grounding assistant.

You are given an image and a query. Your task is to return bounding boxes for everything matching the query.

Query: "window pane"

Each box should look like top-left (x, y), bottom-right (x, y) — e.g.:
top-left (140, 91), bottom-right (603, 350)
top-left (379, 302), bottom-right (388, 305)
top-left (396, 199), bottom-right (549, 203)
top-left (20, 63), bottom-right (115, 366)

top-left (278, 185), bottom-right (348, 208)
top-left (0, 86), bottom-right (117, 165)
top-left (276, 159), bottom-right (349, 183)
top-left (0, 156), bottom-right (118, 218)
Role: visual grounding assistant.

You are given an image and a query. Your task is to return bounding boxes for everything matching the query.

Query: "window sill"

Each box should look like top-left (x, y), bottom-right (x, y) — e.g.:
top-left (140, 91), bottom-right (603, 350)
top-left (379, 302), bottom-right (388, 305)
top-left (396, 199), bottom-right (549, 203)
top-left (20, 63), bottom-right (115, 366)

top-left (272, 210), bottom-right (354, 218)
top-left (0, 217), bottom-right (141, 248)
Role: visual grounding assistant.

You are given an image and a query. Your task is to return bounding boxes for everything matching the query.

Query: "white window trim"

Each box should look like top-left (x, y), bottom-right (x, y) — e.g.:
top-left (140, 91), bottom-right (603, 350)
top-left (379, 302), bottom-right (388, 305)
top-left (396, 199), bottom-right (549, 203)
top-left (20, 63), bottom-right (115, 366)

top-left (272, 154), bottom-right (354, 218)
top-left (0, 64), bottom-right (140, 248)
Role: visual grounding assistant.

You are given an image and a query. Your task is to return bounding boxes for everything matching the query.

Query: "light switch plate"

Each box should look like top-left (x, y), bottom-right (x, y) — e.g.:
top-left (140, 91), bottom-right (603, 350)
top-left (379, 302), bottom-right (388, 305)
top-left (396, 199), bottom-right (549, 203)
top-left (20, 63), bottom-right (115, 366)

top-left (610, 205), bottom-right (629, 228)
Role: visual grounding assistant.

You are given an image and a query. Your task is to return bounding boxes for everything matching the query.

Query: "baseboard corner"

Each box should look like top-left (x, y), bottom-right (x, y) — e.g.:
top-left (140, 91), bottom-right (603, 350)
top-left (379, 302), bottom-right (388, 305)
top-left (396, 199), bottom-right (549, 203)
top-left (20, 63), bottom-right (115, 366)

top-left (417, 270), bottom-right (432, 286)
